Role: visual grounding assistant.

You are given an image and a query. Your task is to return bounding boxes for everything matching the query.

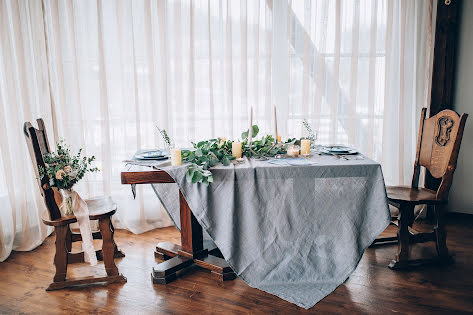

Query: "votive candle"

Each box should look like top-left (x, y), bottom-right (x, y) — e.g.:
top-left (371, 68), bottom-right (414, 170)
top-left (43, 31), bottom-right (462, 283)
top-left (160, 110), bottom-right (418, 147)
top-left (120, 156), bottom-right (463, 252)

top-left (287, 145), bottom-right (300, 157)
top-left (171, 148), bottom-right (182, 166)
top-left (232, 142), bottom-right (242, 159)
top-left (277, 135), bottom-right (281, 143)
top-left (301, 139), bottom-right (311, 155)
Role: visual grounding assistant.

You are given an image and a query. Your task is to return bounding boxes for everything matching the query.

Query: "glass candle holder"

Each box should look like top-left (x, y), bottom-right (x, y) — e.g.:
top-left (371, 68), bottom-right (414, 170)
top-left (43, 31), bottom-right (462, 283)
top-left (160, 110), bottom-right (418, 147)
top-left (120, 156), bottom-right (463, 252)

top-left (287, 145), bottom-right (300, 157)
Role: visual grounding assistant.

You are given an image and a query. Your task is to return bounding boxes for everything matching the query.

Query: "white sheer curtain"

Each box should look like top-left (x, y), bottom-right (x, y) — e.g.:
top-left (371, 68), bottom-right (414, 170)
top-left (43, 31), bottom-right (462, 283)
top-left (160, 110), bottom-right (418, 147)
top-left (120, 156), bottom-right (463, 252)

top-left (284, 0), bottom-right (435, 185)
top-left (0, 0), bottom-right (435, 261)
top-left (40, 0), bottom-right (272, 233)
top-left (0, 0), bottom-right (53, 262)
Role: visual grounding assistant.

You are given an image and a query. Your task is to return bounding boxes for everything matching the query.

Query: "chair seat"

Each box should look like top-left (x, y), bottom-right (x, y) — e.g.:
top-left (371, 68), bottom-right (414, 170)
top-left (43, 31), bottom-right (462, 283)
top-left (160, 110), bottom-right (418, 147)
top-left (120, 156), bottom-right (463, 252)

top-left (41, 196), bottom-right (117, 226)
top-left (386, 186), bottom-right (447, 205)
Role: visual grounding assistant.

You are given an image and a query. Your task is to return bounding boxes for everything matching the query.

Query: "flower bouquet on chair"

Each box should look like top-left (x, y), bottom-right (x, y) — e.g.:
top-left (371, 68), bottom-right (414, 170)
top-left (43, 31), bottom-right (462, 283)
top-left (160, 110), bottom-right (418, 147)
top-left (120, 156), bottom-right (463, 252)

top-left (39, 140), bottom-right (99, 216)
top-left (39, 140), bottom-right (99, 265)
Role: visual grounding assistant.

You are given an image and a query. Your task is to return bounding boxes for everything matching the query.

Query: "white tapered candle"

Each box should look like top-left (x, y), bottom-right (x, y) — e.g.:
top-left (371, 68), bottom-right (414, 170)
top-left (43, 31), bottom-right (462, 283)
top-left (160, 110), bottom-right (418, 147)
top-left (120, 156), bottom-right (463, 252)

top-left (248, 106), bottom-right (253, 145)
top-left (274, 104), bottom-right (278, 142)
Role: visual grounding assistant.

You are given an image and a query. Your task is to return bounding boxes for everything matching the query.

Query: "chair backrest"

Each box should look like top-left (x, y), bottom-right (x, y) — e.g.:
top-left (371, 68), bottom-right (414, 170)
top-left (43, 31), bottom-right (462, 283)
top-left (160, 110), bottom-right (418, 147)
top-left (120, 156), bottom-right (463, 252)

top-left (24, 118), bottom-right (62, 220)
top-left (411, 108), bottom-right (468, 200)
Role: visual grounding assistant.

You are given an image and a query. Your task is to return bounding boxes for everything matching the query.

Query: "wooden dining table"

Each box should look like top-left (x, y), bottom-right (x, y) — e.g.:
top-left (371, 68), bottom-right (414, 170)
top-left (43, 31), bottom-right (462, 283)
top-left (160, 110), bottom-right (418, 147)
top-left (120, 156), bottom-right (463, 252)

top-left (121, 164), bottom-right (236, 284)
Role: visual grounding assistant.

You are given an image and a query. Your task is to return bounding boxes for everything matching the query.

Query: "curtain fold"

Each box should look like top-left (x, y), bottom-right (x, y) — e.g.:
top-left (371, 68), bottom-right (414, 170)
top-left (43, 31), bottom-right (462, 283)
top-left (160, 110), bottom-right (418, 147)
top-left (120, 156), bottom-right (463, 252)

top-left (0, 0), bottom-right (435, 262)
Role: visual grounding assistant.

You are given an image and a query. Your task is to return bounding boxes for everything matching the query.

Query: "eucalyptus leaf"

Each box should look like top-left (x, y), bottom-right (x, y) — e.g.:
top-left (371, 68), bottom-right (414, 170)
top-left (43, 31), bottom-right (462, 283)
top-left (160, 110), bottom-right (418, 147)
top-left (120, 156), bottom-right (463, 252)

top-left (221, 156), bottom-right (230, 166)
top-left (251, 125), bottom-right (259, 137)
top-left (241, 124), bottom-right (260, 140)
top-left (186, 168), bottom-right (195, 182)
top-left (192, 171), bottom-right (203, 183)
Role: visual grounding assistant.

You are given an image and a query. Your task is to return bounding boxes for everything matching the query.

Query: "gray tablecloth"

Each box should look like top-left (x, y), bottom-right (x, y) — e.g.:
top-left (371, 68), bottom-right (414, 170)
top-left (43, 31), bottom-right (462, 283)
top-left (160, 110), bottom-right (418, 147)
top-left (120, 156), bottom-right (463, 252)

top-left (150, 155), bottom-right (390, 309)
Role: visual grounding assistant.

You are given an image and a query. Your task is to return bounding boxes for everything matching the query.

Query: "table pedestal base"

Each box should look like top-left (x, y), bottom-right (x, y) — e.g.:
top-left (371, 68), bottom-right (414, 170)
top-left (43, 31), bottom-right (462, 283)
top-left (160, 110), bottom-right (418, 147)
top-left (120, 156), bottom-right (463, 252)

top-left (152, 241), bottom-right (236, 284)
top-left (121, 166), bottom-right (237, 284)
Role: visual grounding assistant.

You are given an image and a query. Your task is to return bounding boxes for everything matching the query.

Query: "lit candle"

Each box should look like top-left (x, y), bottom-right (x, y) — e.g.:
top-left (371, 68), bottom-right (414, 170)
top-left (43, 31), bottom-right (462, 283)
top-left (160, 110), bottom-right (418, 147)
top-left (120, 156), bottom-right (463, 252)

top-left (287, 145), bottom-right (299, 157)
top-left (301, 139), bottom-right (311, 155)
top-left (277, 135), bottom-right (281, 143)
top-left (248, 106), bottom-right (253, 145)
top-left (232, 142), bottom-right (242, 159)
top-left (274, 104), bottom-right (278, 142)
top-left (171, 148), bottom-right (182, 166)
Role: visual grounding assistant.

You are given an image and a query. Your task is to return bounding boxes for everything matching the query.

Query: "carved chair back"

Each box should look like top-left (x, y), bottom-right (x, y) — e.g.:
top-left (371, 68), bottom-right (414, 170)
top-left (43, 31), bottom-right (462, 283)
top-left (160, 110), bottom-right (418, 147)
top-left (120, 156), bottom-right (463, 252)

top-left (411, 108), bottom-right (468, 200)
top-left (24, 118), bottom-right (62, 220)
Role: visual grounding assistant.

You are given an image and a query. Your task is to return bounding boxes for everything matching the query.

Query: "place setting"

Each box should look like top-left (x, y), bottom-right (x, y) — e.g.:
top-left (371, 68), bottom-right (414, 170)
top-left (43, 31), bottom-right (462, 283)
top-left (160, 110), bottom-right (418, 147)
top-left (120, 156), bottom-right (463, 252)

top-left (318, 145), bottom-right (364, 160)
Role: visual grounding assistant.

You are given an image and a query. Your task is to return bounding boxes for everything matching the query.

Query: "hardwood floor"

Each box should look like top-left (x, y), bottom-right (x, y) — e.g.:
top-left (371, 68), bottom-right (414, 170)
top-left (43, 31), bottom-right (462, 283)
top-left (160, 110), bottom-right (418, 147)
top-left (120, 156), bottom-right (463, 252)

top-left (1, 216), bottom-right (473, 314)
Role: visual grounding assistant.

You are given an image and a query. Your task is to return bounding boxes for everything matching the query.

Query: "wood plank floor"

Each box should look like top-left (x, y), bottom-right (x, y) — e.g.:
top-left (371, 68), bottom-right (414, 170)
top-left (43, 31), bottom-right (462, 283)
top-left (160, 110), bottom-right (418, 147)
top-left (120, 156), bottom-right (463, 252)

top-left (1, 216), bottom-right (473, 314)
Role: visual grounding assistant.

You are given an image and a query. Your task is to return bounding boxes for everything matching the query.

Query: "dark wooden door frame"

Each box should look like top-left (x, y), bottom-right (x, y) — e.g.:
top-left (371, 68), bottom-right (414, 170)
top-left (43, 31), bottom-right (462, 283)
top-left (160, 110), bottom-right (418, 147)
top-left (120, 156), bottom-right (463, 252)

top-left (425, 0), bottom-right (460, 197)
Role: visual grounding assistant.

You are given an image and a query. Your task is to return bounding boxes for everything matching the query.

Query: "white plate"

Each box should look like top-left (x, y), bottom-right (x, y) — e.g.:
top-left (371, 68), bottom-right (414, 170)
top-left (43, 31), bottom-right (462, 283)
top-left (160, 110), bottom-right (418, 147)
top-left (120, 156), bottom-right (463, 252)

top-left (140, 150), bottom-right (166, 158)
top-left (324, 145), bottom-right (351, 152)
top-left (321, 148), bottom-right (358, 155)
top-left (135, 155), bottom-right (168, 160)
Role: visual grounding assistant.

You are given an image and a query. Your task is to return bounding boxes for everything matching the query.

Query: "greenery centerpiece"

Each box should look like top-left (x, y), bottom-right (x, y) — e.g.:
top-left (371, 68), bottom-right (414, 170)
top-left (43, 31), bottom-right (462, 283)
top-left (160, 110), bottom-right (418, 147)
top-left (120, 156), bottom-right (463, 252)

top-left (39, 140), bottom-right (99, 216)
top-left (159, 125), bottom-right (297, 186)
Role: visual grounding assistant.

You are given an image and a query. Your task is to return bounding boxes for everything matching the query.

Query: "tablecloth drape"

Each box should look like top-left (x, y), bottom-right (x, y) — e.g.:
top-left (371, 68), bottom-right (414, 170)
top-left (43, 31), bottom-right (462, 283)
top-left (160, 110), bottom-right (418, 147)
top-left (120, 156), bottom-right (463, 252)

top-left (152, 155), bottom-right (390, 309)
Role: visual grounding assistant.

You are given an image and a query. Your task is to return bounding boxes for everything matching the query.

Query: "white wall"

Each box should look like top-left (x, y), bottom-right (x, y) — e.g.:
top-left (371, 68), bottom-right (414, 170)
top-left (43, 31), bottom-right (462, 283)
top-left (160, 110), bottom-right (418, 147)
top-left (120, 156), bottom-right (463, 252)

top-left (449, 0), bottom-right (473, 214)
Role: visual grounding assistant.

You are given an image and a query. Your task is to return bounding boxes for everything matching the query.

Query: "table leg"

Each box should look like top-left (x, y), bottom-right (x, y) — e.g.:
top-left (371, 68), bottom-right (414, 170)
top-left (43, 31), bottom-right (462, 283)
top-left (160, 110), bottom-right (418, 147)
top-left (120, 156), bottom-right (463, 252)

top-left (152, 190), bottom-right (235, 284)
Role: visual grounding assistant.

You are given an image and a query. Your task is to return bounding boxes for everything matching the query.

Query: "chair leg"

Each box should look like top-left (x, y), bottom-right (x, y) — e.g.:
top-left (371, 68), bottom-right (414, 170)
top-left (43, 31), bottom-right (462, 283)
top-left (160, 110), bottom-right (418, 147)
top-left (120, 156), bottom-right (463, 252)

top-left (95, 220), bottom-right (125, 261)
top-left (52, 226), bottom-right (68, 283)
top-left (99, 216), bottom-right (120, 276)
top-left (389, 204), bottom-right (414, 269)
top-left (110, 220), bottom-right (125, 258)
top-left (65, 226), bottom-right (72, 253)
top-left (434, 205), bottom-right (449, 258)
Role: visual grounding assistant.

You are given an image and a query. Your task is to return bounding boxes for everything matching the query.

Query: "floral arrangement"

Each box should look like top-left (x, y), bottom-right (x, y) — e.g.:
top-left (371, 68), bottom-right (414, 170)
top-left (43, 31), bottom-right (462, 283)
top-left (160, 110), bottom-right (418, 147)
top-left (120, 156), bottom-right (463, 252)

top-left (38, 140), bottom-right (99, 191)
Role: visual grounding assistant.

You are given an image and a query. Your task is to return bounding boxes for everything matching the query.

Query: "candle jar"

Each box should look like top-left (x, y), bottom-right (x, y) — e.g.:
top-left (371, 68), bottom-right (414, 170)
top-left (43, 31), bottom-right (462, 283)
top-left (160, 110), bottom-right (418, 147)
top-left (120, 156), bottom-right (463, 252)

top-left (277, 135), bottom-right (282, 143)
top-left (171, 148), bottom-right (182, 166)
top-left (301, 139), bottom-right (311, 156)
top-left (232, 142), bottom-right (242, 159)
top-left (287, 145), bottom-right (300, 157)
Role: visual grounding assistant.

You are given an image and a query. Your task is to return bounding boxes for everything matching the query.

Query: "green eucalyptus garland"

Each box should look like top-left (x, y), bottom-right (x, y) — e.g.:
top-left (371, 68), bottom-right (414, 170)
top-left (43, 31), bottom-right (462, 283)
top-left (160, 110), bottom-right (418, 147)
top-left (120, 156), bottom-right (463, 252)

top-left (178, 125), bottom-right (296, 186)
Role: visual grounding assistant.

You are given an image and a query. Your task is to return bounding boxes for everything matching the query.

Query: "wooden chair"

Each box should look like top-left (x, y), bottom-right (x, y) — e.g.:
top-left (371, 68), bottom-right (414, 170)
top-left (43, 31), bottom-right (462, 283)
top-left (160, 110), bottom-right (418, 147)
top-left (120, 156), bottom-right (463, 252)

top-left (24, 118), bottom-right (127, 290)
top-left (373, 108), bottom-right (467, 269)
